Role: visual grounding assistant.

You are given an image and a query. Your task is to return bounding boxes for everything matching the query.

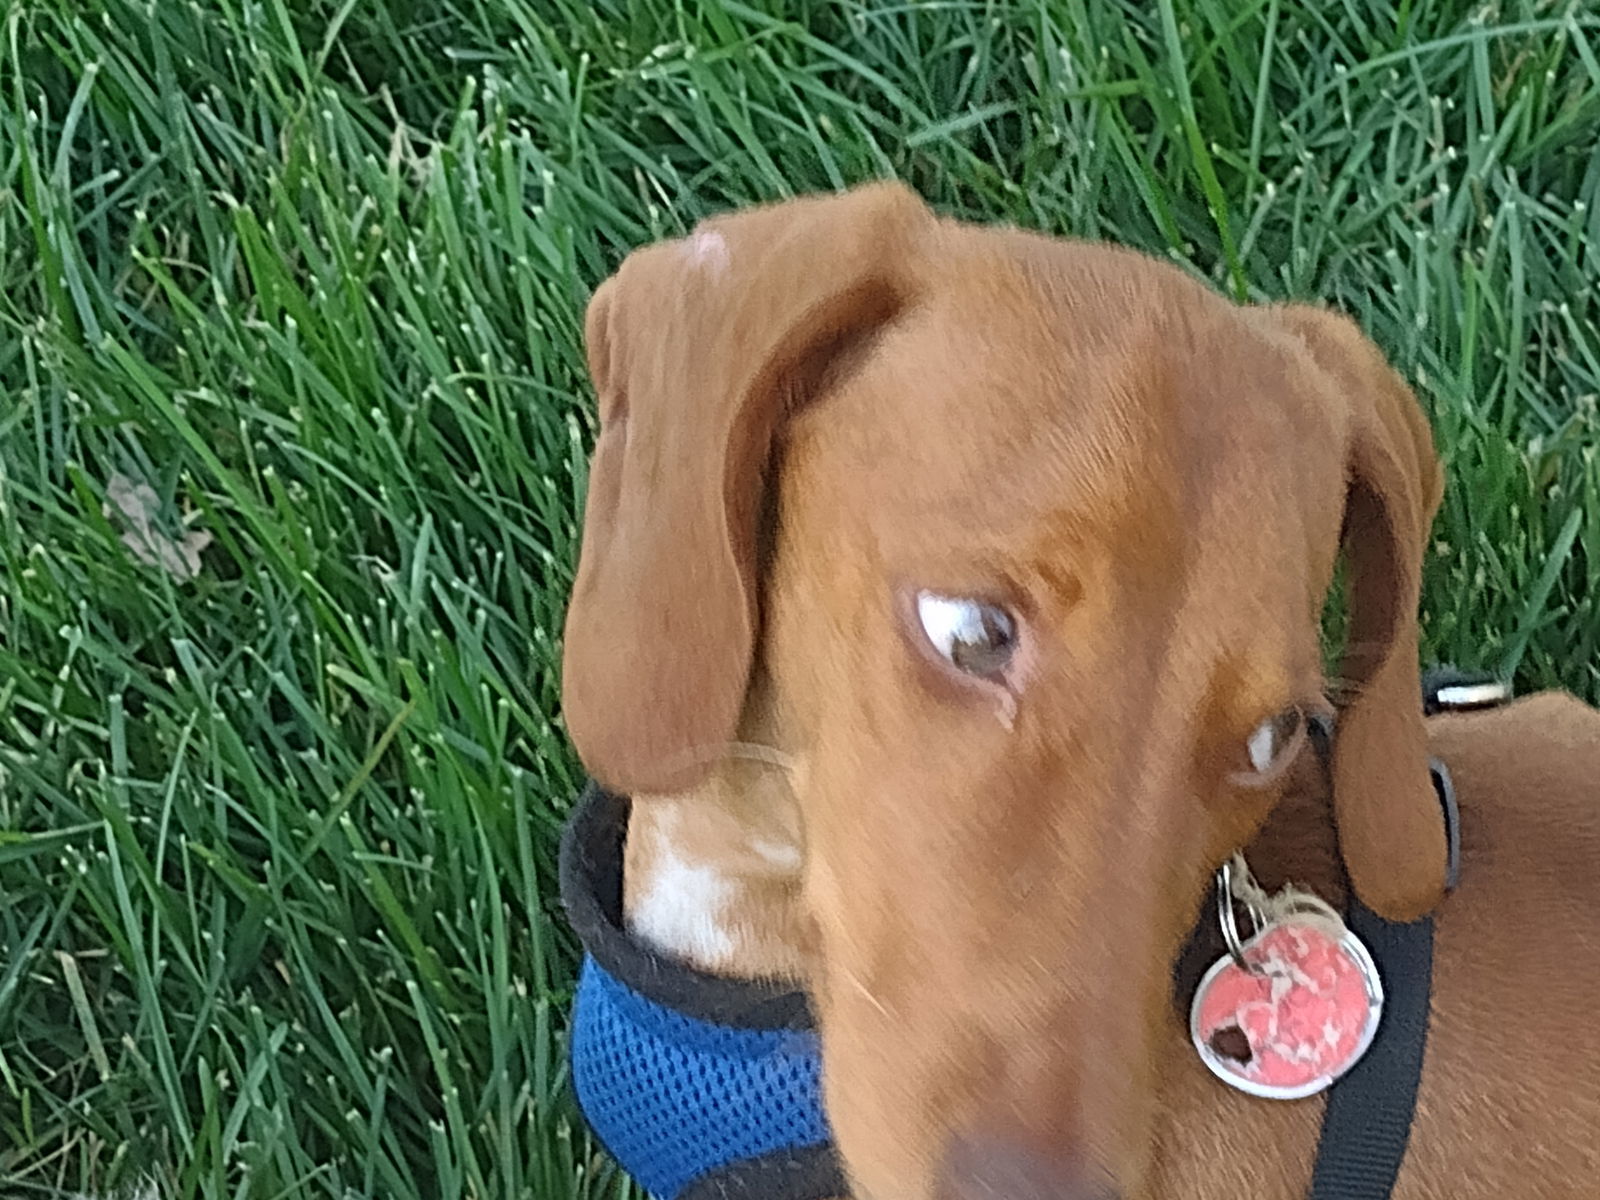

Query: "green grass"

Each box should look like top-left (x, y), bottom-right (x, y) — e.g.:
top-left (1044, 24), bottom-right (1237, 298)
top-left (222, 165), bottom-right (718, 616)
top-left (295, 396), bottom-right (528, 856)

top-left (1, 0), bottom-right (1596, 1196)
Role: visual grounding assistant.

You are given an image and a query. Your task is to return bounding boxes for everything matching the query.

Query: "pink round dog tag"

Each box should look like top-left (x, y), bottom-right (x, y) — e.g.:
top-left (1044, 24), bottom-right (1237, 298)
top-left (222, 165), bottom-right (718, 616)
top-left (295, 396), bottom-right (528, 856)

top-left (1189, 920), bottom-right (1384, 1099)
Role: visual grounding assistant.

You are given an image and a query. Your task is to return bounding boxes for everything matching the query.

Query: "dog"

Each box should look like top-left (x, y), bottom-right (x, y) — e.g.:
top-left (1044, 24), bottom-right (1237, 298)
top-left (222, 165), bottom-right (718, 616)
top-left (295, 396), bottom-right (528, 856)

top-left (560, 183), bottom-right (1600, 1199)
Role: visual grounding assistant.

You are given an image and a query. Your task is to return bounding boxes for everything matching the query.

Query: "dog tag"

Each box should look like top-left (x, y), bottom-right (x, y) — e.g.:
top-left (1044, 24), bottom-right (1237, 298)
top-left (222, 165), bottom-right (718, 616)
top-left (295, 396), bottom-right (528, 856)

top-left (1190, 917), bottom-right (1383, 1099)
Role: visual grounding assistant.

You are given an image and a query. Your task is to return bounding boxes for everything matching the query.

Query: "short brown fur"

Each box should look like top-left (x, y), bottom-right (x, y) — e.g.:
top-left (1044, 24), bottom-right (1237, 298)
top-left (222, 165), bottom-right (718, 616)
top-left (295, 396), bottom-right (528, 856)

top-left (562, 184), bottom-right (1599, 1199)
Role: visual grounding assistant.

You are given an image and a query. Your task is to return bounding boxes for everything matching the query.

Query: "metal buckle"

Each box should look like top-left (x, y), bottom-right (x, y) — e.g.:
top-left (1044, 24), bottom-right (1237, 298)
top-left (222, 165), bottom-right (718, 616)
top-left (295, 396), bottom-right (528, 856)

top-left (1422, 667), bottom-right (1513, 716)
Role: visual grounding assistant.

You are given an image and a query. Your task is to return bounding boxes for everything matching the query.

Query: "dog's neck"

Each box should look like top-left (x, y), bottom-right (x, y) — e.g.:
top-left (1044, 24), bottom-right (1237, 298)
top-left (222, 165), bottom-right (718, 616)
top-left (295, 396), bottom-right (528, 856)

top-left (1238, 751), bottom-right (1347, 905)
top-left (1171, 753), bottom-right (1347, 1005)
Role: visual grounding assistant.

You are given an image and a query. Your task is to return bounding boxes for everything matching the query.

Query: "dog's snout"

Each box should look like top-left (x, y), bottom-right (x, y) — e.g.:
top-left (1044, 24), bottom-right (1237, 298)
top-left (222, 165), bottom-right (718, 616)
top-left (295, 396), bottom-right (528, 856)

top-left (936, 1132), bottom-right (1119, 1200)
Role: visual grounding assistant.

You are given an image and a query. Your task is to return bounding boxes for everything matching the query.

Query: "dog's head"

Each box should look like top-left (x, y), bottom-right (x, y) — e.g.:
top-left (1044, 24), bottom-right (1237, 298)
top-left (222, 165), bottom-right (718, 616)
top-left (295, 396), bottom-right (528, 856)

top-left (562, 184), bottom-right (1444, 1198)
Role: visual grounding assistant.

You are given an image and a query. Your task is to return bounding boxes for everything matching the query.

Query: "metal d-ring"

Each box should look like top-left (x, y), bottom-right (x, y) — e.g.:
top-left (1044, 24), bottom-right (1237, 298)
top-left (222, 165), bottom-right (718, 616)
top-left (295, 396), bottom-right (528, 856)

top-left (1216, 860), bottom-right (1265, 973)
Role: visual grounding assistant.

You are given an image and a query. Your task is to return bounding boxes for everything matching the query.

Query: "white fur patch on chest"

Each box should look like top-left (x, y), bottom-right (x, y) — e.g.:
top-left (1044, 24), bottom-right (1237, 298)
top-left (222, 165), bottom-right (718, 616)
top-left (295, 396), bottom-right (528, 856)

top-left (627, 841), bottom-right (739, 965)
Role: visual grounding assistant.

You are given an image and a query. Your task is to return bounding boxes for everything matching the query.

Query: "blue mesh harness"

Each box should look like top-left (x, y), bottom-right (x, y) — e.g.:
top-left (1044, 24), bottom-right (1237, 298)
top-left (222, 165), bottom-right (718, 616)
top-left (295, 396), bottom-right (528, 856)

top-left (560, 786), bottom-right (845, 1200)
top-left (560, 670), bottom-right (1484, 1200)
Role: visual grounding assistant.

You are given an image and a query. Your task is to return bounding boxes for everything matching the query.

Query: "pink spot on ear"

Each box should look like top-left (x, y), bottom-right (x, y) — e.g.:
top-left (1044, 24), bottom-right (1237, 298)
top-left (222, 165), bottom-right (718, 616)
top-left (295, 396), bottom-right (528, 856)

top-left (685, 229), bottom-right (731, 274)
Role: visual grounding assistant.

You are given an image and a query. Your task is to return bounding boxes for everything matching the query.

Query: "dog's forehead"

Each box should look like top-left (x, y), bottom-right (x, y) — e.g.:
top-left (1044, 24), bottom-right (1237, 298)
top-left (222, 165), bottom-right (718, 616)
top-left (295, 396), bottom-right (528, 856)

top-left (807, 229), bottom-right (1339, 543)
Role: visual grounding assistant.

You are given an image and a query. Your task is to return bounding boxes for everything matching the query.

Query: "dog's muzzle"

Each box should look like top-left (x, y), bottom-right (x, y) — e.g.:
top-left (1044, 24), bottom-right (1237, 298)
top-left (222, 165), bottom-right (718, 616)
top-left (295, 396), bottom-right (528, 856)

top-left (558, 667), bottom-right (1503, 1200)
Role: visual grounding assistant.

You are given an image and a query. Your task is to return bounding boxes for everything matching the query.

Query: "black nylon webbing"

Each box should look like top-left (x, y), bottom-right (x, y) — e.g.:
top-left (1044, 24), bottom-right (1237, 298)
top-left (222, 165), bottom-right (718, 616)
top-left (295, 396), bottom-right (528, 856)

top-left (680, 1144), bottom-right (849, 1200)
top-left (1307, 903), bottom-right (1435, 1199)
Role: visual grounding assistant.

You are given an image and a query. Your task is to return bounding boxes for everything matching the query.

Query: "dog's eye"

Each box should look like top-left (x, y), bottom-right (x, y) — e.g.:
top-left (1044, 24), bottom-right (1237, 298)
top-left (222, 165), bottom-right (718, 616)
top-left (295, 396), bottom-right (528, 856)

top-left (1244, 707), bottom-right (1305, 776)
top-left (916, 593), bottom-right (1017, 678)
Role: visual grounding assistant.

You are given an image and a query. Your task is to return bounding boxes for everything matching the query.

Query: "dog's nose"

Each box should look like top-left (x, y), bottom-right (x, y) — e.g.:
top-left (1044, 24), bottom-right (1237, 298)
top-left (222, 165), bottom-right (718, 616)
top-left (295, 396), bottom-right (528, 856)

top-left (936, 1132), bottom-right (1119, 1200)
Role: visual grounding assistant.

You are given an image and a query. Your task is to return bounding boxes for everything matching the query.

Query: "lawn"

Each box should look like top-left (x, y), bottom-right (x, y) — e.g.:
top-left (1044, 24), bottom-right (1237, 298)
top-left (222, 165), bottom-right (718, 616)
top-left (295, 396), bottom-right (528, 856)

top-left (1, 1), bottom-right (1596, 1197)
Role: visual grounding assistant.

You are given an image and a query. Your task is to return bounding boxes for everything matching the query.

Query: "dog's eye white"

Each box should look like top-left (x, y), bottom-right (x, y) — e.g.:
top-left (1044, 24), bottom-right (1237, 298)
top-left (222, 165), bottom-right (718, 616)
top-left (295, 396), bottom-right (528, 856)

top-left (915, 592), bottom-right (1017, 678)
top-left (1245, 707), bottom-right (1305, 774)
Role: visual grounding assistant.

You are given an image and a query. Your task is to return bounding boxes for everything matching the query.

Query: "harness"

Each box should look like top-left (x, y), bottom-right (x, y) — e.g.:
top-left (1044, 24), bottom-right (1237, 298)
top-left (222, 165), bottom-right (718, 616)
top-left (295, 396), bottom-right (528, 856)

top-left (562, 786), bottom-right (844, 1200)
top-left (561, 669), bottom-right (1500, 1200)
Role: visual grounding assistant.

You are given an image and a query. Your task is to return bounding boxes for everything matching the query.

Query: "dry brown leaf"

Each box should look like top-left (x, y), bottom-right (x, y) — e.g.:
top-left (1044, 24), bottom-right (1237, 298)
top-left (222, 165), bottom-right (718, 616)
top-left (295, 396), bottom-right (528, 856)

top-left (103, 473), bottom-right (213, 582)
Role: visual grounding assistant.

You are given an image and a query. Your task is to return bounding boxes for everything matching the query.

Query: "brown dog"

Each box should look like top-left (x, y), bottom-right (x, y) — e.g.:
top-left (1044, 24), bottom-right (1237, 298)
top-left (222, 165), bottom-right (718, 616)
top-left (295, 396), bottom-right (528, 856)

top-left (561, 183), bottom-right (1600, 1199)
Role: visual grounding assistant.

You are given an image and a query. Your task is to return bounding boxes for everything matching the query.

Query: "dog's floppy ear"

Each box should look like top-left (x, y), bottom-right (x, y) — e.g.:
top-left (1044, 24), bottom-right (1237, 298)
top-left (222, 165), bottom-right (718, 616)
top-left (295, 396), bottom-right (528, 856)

top-left (1275, 306), bottom-right (1447, 921)
top-left (563, 183), bottom-right (932, 797)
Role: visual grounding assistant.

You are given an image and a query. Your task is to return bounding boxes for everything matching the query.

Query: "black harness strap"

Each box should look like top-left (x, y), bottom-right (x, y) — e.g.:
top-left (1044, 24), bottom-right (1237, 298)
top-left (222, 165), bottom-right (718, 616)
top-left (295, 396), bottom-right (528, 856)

top-left (1308, 902), bottom-right (1434, 1200)
top-left (680, 1145), bottom-right (849, 1200)
top-left (1306, 689), bottom-right (1468, 1199)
